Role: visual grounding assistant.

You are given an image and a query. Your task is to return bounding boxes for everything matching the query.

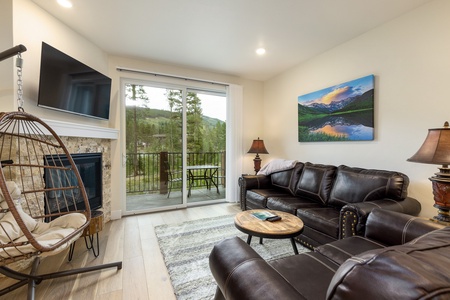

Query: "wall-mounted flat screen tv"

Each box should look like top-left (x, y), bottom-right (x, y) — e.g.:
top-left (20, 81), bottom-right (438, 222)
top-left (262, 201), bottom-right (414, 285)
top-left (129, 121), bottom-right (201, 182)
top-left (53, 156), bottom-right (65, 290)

top-left (37, 42), bottom-right (111, 120)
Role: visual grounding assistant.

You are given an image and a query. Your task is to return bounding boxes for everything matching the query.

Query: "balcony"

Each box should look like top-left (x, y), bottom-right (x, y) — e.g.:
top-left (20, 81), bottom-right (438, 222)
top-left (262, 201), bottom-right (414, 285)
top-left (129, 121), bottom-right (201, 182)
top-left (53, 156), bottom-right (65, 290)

top-left (126, 151), bottom-right (226, 210)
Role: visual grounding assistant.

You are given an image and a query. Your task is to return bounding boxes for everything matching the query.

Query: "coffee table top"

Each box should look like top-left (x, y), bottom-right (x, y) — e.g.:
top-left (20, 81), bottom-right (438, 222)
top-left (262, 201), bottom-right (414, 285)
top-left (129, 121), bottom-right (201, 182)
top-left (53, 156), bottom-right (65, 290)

top-left (234, 209), bottom-right (304, 239)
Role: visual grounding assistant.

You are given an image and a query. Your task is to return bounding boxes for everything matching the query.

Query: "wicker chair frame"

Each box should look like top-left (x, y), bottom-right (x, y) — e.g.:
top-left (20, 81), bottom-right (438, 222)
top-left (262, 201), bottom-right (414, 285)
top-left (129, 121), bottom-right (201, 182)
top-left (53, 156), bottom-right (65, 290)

top-left (0, 111), bottom-right (122, 299)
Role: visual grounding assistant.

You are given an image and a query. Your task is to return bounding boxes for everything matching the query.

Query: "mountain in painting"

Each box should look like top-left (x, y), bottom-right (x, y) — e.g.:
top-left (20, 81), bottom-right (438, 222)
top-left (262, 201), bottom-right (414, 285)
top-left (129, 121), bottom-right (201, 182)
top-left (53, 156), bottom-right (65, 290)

top-left (335, 89), bottom-right (374, 113)
top-left (300, 89), bottom-right (373, 114)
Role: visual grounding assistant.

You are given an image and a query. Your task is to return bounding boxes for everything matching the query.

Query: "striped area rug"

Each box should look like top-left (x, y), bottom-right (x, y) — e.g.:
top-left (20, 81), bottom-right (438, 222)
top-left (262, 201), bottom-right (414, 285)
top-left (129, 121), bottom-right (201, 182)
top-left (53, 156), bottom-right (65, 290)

top-left (154, 214), bottom-right (309, 300)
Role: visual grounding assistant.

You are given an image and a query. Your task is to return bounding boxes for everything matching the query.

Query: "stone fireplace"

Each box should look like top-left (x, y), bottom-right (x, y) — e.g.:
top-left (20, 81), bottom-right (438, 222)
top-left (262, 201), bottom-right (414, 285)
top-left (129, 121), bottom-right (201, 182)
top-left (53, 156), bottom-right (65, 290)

top-left (58, 136), bottom-right (112, 222)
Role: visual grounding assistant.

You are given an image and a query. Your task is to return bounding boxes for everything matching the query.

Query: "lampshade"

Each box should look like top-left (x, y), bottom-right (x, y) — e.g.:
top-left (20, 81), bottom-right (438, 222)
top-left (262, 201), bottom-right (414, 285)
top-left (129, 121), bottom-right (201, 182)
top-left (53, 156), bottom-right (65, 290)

top-left (407, 121), bottom-right (450, 224)
top-left (247, 138), bottom-right (269, 154)
top-left (407, 121), bottom-right (450, 166)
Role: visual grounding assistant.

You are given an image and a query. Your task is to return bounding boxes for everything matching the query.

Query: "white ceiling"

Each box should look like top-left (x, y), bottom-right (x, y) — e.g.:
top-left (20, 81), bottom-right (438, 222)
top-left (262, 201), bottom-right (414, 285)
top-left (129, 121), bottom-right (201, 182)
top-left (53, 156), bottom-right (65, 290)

top-left (31, 0), bottom-right (433, 81)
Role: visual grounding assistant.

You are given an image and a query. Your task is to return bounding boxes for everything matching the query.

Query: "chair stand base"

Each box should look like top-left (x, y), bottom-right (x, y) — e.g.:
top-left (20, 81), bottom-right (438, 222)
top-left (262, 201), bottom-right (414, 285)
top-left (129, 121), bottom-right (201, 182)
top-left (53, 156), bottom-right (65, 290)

top-left (0, 256), bottom-right (122, 300)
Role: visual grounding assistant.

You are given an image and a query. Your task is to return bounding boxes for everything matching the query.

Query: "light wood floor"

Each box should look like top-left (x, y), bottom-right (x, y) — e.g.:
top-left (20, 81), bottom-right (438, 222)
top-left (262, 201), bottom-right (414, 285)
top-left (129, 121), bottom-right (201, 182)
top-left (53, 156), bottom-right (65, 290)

top-left (0, 202), bottom-right (241, 300)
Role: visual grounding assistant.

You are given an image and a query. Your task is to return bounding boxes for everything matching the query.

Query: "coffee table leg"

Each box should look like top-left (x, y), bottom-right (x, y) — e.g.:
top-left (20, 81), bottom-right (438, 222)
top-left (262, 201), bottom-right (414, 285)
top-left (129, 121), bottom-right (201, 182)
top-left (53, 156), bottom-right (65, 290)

top-left (247, 235), bottom-right (252, 244)
top-left (259, 237), bottom-right (263, 244)
top-left (290, 238), bottom-right (299, 255)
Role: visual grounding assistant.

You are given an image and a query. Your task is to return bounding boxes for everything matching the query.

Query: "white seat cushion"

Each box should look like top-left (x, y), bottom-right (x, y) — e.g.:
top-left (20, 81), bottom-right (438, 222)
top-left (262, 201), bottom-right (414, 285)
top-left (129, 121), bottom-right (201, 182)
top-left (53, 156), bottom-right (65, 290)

top-left (0, 213), bottom-right (87, 259)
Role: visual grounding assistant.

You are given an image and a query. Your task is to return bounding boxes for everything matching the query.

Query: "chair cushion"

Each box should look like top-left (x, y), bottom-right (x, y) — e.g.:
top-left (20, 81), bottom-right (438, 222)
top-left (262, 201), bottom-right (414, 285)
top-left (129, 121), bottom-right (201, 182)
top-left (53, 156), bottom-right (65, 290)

top-left (270, 252), bottom-right (339, 300)
top-left (315, 236), bottom-right (386, 265)
top-left (0, 212), bottom-right (87, 259)
top-left (0, 181), bottom-right (38, 243)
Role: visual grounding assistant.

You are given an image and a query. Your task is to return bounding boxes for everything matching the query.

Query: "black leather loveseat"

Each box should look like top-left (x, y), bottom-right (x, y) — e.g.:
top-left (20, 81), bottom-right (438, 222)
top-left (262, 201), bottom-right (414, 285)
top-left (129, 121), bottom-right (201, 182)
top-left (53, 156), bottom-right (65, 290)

top-left (239, 162), bottom-right (421, 248)
top-left (209, 209), bottom-right (449, 300)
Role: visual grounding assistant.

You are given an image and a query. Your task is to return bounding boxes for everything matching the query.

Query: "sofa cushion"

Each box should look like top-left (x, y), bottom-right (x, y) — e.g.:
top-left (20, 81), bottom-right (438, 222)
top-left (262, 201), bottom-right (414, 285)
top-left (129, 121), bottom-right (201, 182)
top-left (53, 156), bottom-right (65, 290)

top-left (327, 227), bottom-right (450, 299)
top-left (328, 165), bottom-right (409, 208)
top-left (270, 252), bottom-right (339, 300)
top-left (315, 236), bottom-right (385, 265)
top-left (266, 196), bottom-right (323, 214)
top-left (294, 163), bottom-right (336, 205)
top-left (296, 207), bottom-right (340, 239)
top-left (246, 189), bottom-right (291, 209)
top-left (269, 162), bottom-right (304, 196)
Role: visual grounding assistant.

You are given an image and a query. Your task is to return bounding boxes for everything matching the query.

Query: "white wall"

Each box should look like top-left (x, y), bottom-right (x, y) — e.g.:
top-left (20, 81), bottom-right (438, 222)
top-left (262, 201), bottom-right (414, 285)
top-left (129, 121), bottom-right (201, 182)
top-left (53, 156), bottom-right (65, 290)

top-left (0, 0), bottom-right (14, 112)
top-left (263, 0), bottom-right (450, 218)
top-left (12, 0), bottom-right (110, 126)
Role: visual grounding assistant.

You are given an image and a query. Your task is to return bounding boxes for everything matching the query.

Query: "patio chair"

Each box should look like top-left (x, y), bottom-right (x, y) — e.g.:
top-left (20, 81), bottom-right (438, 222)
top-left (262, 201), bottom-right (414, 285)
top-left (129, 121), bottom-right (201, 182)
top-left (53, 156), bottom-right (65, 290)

top-left (163, 161), bottom-right (183, 198)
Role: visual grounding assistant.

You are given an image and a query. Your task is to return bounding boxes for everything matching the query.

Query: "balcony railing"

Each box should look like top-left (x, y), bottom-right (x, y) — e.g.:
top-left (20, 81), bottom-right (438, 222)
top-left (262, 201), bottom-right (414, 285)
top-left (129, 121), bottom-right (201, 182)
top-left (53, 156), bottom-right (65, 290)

top-left (126, 151), bottom-right (226, 194)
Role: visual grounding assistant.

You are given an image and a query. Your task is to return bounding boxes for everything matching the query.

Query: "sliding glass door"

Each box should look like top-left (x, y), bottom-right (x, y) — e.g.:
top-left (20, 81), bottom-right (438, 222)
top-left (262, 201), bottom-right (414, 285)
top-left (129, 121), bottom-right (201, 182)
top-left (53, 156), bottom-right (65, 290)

top-left (185, 89), bottom-right (226, 203)
top-left (124, 81), bottom-right (226, 213)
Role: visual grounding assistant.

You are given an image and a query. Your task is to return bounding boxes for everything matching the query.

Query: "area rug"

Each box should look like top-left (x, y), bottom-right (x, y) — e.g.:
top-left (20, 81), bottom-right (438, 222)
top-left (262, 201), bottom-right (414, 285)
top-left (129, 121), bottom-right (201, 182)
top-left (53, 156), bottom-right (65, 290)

top-left (154, 214), bottom-right (309, 300)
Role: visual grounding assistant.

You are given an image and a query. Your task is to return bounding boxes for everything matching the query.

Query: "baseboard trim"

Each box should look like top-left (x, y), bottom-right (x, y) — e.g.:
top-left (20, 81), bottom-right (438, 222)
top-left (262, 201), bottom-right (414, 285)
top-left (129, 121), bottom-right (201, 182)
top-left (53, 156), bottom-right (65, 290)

top-left (111, 210), bottom-right (122, 220)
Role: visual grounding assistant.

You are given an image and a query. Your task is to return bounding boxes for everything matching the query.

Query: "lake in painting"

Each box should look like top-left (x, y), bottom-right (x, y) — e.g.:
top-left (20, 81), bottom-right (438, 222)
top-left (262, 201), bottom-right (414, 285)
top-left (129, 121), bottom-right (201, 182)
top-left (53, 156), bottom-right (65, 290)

top-left (298, 75), bottom-right (374, 142)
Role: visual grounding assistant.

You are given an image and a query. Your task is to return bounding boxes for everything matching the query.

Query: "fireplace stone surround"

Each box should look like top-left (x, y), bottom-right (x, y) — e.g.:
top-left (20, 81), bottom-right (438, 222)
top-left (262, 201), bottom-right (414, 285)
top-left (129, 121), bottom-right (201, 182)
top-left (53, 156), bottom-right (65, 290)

top-left (58, 136), bottom-right (112, 222)
top-left (39, 119), bottom-right (118, 223)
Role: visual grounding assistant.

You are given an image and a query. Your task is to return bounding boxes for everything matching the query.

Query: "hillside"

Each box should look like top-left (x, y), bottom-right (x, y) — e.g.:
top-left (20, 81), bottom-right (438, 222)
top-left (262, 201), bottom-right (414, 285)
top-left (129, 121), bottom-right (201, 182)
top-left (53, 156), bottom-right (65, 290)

top-left (127, 106), bottom-right (224, 127)
top-left (335, 89), bottom-right (374, 113)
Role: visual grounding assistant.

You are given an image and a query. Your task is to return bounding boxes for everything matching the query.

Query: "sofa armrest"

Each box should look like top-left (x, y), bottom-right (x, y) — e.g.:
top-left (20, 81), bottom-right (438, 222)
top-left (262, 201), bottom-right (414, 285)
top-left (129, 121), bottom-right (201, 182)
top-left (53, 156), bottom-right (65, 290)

top-left (209, 237), bottom-right (305, 300)
top-left (339, 197), bottom-right (422, 239)
top-left (327, 227), bottom-right (450, 300)
top-left (238, 175), bottom-right (272, 210)
top-left (363, 208), bottom-right (445, 245)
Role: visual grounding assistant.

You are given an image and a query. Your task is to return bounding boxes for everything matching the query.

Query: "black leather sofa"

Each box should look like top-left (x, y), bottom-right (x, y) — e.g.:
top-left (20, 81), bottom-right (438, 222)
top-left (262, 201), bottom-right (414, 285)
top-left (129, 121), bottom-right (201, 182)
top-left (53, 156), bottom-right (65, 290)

top-left (209, 209), bottom-right (449, 300)
top-left (239, 162), bottom-right (421, 248)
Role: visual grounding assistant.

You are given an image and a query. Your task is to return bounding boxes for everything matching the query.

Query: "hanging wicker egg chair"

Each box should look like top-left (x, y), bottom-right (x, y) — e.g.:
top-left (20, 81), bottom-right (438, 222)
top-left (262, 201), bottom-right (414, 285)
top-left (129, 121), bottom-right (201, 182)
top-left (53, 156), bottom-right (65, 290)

top-left (0, 45), bottom-right (121, 299)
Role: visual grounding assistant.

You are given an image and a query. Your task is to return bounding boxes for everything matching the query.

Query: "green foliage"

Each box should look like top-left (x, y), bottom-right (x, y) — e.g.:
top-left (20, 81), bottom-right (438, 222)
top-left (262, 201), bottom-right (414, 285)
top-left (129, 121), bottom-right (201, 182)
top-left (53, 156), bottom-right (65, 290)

top-left (125, 85), bottom-right (226, 154)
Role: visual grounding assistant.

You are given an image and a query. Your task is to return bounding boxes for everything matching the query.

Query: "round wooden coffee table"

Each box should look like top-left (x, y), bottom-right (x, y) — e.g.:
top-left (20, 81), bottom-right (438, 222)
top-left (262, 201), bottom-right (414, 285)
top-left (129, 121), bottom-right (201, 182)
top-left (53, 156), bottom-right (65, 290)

top-left (234, 209), bottom-right (304, 254)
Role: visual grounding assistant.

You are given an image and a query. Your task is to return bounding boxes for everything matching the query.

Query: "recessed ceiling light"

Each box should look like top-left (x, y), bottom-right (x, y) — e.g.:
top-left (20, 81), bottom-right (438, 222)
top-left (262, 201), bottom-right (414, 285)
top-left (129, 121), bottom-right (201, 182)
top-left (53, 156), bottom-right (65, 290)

top-left (57, 0), bottom-right (73, 8)
top-left (256, 48), bottom-right (266, 55)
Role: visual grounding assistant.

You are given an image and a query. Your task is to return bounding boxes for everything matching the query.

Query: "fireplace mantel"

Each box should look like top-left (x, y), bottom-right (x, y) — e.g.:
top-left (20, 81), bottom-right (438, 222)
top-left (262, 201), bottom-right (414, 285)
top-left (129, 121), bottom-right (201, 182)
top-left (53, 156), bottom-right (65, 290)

top-left (42, 119), bottom-right (119, 139)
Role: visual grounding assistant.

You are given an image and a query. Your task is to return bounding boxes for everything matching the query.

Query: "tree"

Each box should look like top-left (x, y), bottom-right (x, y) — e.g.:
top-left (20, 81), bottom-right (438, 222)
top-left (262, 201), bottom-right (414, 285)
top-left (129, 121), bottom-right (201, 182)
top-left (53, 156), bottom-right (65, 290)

top-left (165, 90), bottom-right (204, 153)
top-left (186, 92), bottom-right (204, 153)
top-left (125, 84), bottom-right (149, 175)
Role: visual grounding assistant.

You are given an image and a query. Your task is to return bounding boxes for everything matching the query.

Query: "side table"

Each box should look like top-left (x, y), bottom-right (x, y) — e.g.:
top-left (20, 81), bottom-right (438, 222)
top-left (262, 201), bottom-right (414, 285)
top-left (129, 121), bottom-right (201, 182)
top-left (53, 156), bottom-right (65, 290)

top-left (68, 210), bottom-right (104, 261)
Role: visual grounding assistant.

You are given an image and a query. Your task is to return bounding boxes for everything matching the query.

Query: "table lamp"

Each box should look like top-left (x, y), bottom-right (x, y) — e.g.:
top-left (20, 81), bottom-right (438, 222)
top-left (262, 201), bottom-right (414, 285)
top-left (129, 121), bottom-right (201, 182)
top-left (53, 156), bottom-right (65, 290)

top-left (407, 121), bottom-right (450, 223)
top-left (247, 137), bottom-right (269, 174)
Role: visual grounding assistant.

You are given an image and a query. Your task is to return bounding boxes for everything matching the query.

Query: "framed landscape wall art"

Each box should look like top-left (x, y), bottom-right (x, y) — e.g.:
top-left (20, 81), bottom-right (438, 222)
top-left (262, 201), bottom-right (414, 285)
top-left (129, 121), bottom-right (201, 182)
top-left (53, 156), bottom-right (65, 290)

top-left (298, 74), bottom-right (374, 142)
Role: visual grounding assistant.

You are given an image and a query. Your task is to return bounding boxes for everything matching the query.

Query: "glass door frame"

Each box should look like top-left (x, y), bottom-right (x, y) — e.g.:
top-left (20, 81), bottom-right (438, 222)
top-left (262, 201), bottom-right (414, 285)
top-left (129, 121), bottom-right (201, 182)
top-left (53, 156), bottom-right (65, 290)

top-left (121, 77), bottom-right (227, 215)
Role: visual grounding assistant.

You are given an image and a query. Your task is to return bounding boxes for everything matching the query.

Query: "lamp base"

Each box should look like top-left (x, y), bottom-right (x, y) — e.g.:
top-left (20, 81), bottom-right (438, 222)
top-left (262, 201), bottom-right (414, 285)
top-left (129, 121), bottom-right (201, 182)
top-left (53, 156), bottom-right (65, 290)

top-left (253, 154), bottom-right (262, 175)
top-left (430, 216), bottom-right (450, 226)
top-left (430, 178), bottom-right (450, 224)
top-left (432, 205), bottom-right (450, 223)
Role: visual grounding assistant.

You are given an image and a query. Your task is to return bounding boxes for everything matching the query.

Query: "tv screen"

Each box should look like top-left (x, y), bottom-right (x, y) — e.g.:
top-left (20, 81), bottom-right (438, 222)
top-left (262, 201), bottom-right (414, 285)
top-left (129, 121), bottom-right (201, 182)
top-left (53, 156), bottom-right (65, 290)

top-left (38, 42), bottom-right (111, 120)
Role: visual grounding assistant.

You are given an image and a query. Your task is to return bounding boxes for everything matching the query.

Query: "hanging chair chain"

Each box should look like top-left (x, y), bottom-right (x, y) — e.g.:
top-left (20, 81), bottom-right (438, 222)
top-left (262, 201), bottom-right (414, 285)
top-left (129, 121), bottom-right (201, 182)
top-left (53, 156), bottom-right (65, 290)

top-left (16, 53), bottom-right (24, 111)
